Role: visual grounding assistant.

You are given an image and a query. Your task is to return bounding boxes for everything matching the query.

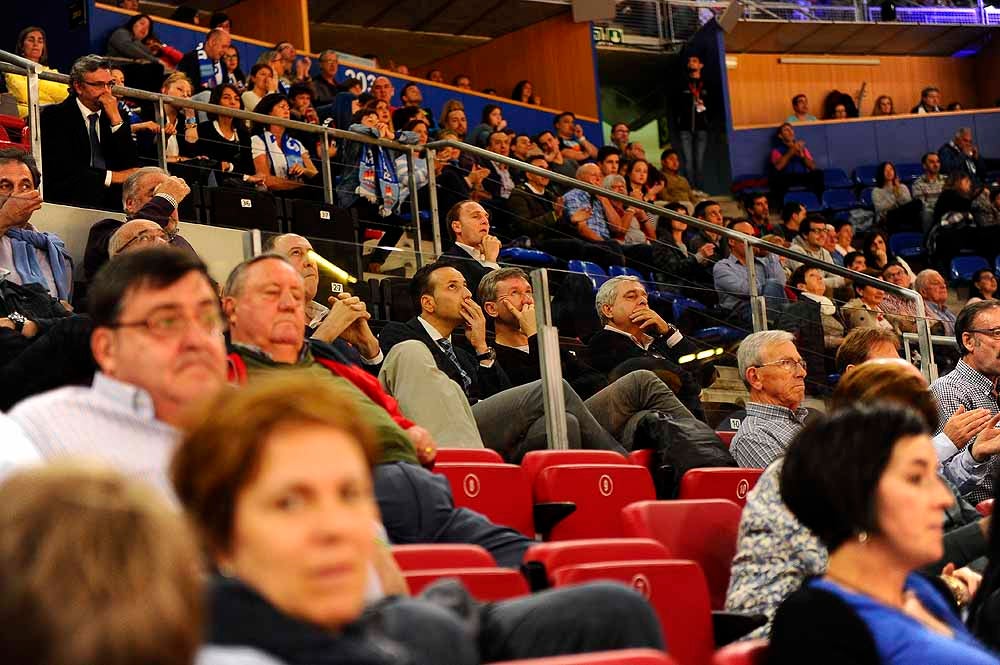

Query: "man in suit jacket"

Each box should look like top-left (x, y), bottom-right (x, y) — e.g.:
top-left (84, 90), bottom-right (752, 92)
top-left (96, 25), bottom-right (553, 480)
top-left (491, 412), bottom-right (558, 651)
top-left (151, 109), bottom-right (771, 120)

top-left (437, 199), bottom-right (501, 298)
top-left (39, 55), bottom-right (139, 210)
top-left (379, 261), bottom-right (626, 461)
top-left (587, 275), bottom-right (707, 420)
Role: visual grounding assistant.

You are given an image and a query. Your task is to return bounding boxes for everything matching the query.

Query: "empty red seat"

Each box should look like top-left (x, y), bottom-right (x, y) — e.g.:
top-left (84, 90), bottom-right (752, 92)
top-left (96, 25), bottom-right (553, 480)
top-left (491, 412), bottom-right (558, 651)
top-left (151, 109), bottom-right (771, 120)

top-left (433, 462), bottom-right (535, 537)
top-left (522, 538), bottom-right (670, 588)
top-left (521, 449), bottom-right (632, 489)
top-left (711, 640), bottom-right (768, 665)
top-left (629, 448), bottom-right (654, 469)
top-left (622, 500), bottom-right (742, 610)
top-left (678, 468), bottom-right (763, 507)
top-left (978, 499), bottom-right (994, 516)
top-left (435, 448), bottom-right (505, 464)
top-left (403, 567), bottom-right (530, 600)
top-left (392, 544), bottom-right (496, 570)
top-left (552, 560), bottom-right (714, 665)
top-left (535, 464), bottom-right (656, 540)
top-left (488, 649), bottom-right (678, 665)
top-left (715, 432), bottom-right (735, 448)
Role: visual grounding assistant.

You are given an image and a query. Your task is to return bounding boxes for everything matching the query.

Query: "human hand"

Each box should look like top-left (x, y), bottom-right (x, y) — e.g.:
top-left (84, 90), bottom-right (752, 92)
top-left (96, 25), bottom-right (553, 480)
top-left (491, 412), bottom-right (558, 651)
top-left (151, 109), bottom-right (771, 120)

top-left (553, 196), bottom-right (565, 219)
top-left (0, 189), bottom-right (42, 231)
top-left (288, 163), bottom-right (306, 178)
top-left (698, 242), bottom-right (716, 259)
top-left (163, 119), bottom-right (177, 137)
top-left (460, 298), bottom-right (488, 354)
top-left (468, 165), bottom-right (489, 186)
top-left (310, 294), bottom-right (368, 343)
top-left (630, 306), bottom-right (670, 336)
top-left (496, 118), bottom-right (507, 131)
top-left (570, 206), bottom-right (592, 224)
top-left (647, 180), bottom-right (664, 197)
top-left (943, 406), bottom-right (992, 449)
top-left (98, 92), bottom-right (122, 125)
top-left (941, 563), bottom-right (981, 606)
top-left (481, 234), bottom-right (501, 262)
top-left (574, 124), bottom-right (584, 139)
top-left (154, 175), bottom-right (191, 204)
top-left (304, 106), bottom-right (319, 124)
top-left (329, 293), bottom-right (380, 358)
top-left (295, 57), bottom-right (312, 80)
top-left (969, 412), bottom-right (1000, 461)
top-left (505, 299), bottom-right (537, 337)
top-left (407, 426), bottom-right (437, 466)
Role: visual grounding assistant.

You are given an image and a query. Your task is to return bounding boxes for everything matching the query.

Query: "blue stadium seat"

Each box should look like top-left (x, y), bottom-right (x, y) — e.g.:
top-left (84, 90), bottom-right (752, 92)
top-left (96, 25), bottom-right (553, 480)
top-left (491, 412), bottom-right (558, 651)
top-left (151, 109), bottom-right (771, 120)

top-left (499, 247), bottom-right (558, 268)
top-left (995, 255), bottom-right (1000, 275)
top-left (397, 210), bottom-right (433, 222)
top-left (567, 260), bottom-right (609, 290)
top-left (888, 232), bottom-right (924, 260)
top-left (859, 187), bottom-right (875, 209)
top-left (854, 165), bottom-right (878, 187)
top-left (608, 265), bottom-right (648, 283)
top-left (783, 191), bottom-right (822, 213)
top-left (822, 168), bottom-right (853, 189)
top-left (672, 297), bottom-right (707, 323)
top-left (896, 163), bottom-right (923, 184)
top-left (691, 325), bottom-right (746, 345)
top-left (951, 256), bottom-right (989, 283)
top-left (821, 189), bottom-right (859, 212)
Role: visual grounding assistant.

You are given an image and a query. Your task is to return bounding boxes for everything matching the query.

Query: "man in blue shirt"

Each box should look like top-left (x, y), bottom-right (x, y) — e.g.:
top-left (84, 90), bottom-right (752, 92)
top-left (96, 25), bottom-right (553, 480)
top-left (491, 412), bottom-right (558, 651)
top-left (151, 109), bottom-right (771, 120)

top-left (712, 219), bottom-right (787, 326)
top-left (561, 163), bottom-right (625, 266)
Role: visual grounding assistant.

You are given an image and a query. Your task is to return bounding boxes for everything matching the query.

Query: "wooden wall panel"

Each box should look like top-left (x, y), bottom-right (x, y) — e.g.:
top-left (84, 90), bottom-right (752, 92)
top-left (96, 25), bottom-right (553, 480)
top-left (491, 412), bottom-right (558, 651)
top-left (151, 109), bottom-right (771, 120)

top-left (973, 39), bottom-right (1000, 112)
top-left (225, 0), bottom-right (310, 52)
top-left (727, 53), bottom-right (979, 127)
top-left (422, 13), bottom-right (598, 119)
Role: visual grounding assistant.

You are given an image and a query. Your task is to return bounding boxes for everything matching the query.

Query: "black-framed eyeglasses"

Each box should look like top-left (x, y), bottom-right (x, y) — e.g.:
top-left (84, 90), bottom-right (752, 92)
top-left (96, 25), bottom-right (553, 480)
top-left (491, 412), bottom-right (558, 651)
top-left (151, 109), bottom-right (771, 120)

top-left (81, 79), bottom-right (114, 89)
top-left (755, 358), bottom-right (808, 373)
top-left (109, 309), bottom-right (224, 339)
top-left (118, 229), bottom-right (168, 253)
top-left (967, 328), bottom-right (1000, 341)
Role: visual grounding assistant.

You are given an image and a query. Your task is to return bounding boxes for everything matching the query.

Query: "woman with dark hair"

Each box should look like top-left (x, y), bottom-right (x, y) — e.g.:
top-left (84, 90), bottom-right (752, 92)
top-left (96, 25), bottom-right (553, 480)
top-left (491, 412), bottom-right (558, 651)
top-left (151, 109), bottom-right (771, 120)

top-left (863, 230), bottom-right (915, 280)
top-left (242, 63), bottom-right (273, 112)
top-left (511, 80), bottom-right (540, 105)
top-left (622, 158), bottom-right (665, 203)
top-left (106, 13), bottom-right (161, 65)
top-left (250, 93), bottom-right (319, 193)
top-left (652, 201), bottom-right (715, 295)
top-left (471, 104), bottom-right (507, 148)
top-left (821, 89), bottom-right (858, 120)
top-left (221, 46), bottom-right (246, 89)
top-left (770, 402), bottom-right (998, 664)
top-left (197, 83), bottom-right (257, 180)
top-left (967, 269), bottom-right (998, 305)
top-left (872, 95), bottom-right (895, 117)
top-left (872, 161), bottom-right (922, 232)
top-left (5, 27), bottom-right (68, 117)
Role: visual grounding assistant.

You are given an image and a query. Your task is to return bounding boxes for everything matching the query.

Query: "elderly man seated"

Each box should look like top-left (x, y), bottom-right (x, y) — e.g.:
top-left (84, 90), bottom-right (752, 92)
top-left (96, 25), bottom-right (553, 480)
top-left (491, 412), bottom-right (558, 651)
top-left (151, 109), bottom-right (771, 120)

top-left (561, 163), bottom-right (626, 267)
top-left (713, 219), bottom-right (786, 326)
top-left (730, 330), bottom-right (810, 468)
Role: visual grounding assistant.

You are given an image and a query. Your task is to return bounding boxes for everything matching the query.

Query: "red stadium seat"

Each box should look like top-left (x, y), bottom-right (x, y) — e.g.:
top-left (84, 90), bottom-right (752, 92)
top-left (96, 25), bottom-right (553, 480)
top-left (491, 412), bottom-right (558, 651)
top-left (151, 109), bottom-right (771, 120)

top-left (435, 448), bottom-right (505, 464)
top-left (488, 649), bottom-right (679, 665)
top-left (622, 500), bottom-right (743, 610)
top-left (629, 448), bottom-right (654, 469)
top-left (552, 560), bottom-right (715, 665)
top-left (392, 544), bottom-right (496, 570)
top-left (522, 538), bottom-right (670, 588)
top-left (403, 567), bottom-right (530, 600)
top-left (535, 465), bottom-right (656, 540)
top-left (977, 499), bottom-right (994, 516)
top-left (521, 449), bottom-right (632, 489)
top-left (678, 468), bottom-right (763, 507)
top-left (715, 432), bottom-right (735, 448)
top-left (711, 640), bottom-right (769, 665)
top-left (433, 462), bottom-right (535, 537)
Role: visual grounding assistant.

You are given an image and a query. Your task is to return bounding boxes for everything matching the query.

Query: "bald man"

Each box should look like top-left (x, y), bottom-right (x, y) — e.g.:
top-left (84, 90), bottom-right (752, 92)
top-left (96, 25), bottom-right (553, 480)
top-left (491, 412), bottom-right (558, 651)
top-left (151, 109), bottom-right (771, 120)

top-left (561, 163), bottom-right (626, 266)
top-left (108, 220), bottom-right (168, 257)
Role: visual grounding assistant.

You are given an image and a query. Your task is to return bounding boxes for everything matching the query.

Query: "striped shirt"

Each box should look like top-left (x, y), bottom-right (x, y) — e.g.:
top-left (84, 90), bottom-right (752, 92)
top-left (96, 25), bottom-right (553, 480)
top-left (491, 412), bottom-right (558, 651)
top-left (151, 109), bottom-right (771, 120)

top-left (731, 401), bottom-right (809, 469)
top-left (10, 373), bottom-right (179, 498)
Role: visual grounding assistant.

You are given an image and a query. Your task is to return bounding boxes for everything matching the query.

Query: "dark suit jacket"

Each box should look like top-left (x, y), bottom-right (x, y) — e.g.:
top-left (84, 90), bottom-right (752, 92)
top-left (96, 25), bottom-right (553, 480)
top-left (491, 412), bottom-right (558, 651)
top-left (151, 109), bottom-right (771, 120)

top-left (438, 243), bottom-right (493, 298)
top-left (379, 316), bottom-right (510, 403)
top-left (40, 96), bottom-right (138, 210)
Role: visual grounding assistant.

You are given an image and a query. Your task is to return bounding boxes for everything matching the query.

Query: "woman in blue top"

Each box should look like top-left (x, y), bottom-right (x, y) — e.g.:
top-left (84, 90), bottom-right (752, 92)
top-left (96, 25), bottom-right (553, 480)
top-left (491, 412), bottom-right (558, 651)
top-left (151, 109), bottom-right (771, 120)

top-left (770, 403), bottom-right (1000, 665)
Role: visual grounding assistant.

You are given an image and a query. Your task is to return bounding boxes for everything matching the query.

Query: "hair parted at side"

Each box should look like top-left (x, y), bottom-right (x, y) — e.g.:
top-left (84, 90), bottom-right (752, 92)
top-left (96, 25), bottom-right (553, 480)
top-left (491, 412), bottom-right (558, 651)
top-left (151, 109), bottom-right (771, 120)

top-left (831, 359), bottom-right (939, 431)
top-left (834, 327), bottom-right (899, 374)
top-left (171, 372), bottom-right (380, 556)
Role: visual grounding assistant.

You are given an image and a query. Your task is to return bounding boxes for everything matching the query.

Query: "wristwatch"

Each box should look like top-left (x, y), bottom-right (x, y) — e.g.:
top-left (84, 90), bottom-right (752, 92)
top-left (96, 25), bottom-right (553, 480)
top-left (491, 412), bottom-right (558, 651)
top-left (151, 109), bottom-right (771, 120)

top-left (476, 347), bottom-right (497, 362)
top-left (7, 311), bottom-right (26, 333)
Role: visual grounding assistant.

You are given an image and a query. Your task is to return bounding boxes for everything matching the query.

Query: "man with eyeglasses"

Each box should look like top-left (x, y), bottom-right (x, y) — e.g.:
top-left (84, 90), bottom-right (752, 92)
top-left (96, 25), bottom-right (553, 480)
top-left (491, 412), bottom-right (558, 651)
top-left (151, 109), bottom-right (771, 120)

top-left (731, 330), bottom-right (811, 468)
top-left (9, 248), bottom-right (228, 496)
top-left (310, 49), bottom-right (340, 106)
top-left (787, 214), bottom-right (846, 290)
top-left (108, 220), bottom-right (169, 257)
top-left (931, 301), bottom-right (1000, 503)
top-left (39, 54), bottom-right (139, 209)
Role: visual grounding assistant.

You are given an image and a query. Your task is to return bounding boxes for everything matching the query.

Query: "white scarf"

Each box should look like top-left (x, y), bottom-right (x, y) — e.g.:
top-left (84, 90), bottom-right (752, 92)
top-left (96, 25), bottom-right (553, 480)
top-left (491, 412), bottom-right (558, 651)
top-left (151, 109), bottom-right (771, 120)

top-left (802, 291), bottom-right (836, 316)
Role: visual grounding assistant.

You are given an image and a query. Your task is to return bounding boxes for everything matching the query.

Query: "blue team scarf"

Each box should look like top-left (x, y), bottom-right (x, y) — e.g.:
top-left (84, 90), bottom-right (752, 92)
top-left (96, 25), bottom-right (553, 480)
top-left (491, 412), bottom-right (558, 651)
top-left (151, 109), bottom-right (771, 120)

top-left (5, 227), bottom-right (72, 300)
top-left (195, 42), bottom-right (221, 89)
top-left (357, 142), bottom-right (400, 217)
top-left (263, 131), bottom-right (305, 176)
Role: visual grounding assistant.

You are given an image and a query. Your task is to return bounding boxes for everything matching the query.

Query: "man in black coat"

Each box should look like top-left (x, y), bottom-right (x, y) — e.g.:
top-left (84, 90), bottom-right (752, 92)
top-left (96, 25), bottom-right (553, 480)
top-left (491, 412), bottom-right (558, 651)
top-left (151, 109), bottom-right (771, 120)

top-left (437, 200), bottom-right (501, 299)
top-left (39, 55), bottom-right (138, 210)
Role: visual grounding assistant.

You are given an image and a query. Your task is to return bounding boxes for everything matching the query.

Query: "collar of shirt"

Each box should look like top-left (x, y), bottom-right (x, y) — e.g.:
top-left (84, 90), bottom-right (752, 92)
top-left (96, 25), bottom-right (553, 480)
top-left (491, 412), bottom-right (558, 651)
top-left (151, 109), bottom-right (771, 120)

top-left (417, 315), bottom-right (449, 343)
top-left (745, 401), bottom-right (809, 425)
top-left (92, 372), bottom-right (158, 421)
top-left (76, 97), bottom-right (101, 128)
top-left (232, 341), bottom-right (312, 365)
top-left (603, 324), bottom-right (652, 350)
top-left (306, 300), bottom-right (330, 329)
top-left (953, 359), bottom-right (998, 395)
top-left (525, 182), bottom-right (545, 195)
top-left (455, 241), bottom-right (485, 263)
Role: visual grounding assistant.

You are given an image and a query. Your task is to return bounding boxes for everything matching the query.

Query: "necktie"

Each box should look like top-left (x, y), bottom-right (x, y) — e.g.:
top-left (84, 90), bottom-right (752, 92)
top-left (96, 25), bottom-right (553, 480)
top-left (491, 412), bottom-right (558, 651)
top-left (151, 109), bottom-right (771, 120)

top-left (88, 113), bottom-right (106, 170)
top-left (437, 338), bottom-right (472, 396)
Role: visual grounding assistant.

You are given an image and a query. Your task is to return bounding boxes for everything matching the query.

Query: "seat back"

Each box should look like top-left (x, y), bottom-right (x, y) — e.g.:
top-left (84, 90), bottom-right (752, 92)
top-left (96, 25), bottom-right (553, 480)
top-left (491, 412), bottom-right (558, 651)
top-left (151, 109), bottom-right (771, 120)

top-left (895, 162), bottom-right (923, 184)
top-left (403, 567), bottom-right (530, 600)
top-left (392, 544), bottom-right (496, 570)
top-left (678, 468), bottom-right (764, 507)
top-left (521, 449), bottom-right (633, 489)
top-left (715, 431), bottom-right (735, 449)
top-left (522, 538), bottom-right (670, 587)
top-left (782, 191), bottom-right (820, 212)
top-left (822, 168), bottom-right (852, 189)
top-left (487, 649), bottom-right (679, 665)
top-left (710, 640), bottom-right (769, 665)
top-left (433, 463), bottom-right (535, 537)
top-left (207, 187), bottom-right (281, 232)
top-left (380, 276), bottom-right (415, 322)
top-left (888, 232), bottom-right (924, 258)
top-left (859, 187), bottom-right (875, 209)
top-left (821, 189), bottom-right (858, 211)
top-left (622, 500), bottom-right (743, 610)
top-left (568, 259), bottom-right (610, 289)
top-left (608, 265), bottom-right (651, 288)
top-left (436, 448), bottom-right (505, 464)
top-left (535, 465), bottom-right (656, 540)
top-left (552, 560), bottom-right (715, 665)
top-left (854, 164), bottom-right (878, 187)
top-left (950, 255), bottom-right (989, 282)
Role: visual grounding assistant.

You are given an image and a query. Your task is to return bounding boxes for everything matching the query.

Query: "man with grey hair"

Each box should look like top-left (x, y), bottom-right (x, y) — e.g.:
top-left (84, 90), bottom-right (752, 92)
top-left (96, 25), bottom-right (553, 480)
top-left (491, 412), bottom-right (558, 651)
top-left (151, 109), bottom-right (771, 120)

top-left (915, 268), bottom-right (956, 336)
top-left (40, 54), bottom-right (139, 209)
top-left (586, 275), bottom-right (705, 418)
top-left (311, 49), bottom-right (340, 106)
top-left (561, 163), bottom-right (626, 266)
top-left (939, 127), bottom-right (985, 188)
top-left (731, 330), bottom-right (809, 468)
top-left (84, 167), bottom-right (195, 279)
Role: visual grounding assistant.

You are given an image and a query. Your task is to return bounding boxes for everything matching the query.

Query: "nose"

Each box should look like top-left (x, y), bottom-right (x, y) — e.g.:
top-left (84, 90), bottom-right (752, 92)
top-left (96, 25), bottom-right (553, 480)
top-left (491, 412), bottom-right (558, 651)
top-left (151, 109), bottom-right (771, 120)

top-left (278, 289), bottom-right (298, 310)
top-left (524, 293), bottom-right (534, 305)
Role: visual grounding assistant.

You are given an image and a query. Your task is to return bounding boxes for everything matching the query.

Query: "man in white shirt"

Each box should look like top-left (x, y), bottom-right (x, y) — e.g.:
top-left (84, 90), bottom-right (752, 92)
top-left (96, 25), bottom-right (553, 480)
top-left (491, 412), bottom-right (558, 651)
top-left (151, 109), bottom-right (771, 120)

top-left (439, 200), bottom-right (501, 296)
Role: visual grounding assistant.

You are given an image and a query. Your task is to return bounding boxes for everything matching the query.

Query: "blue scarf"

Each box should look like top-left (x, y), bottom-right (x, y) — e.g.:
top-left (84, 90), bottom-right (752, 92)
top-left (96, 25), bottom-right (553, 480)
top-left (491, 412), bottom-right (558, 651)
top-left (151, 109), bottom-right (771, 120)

top-left (264, 131), bottom-right (305, 177)
top-left (6, 227), bottom-right (72, 300)
top-left (195, 42), bottom-right (221, 89)
top-left (357, 142), bottom-right (400, 217)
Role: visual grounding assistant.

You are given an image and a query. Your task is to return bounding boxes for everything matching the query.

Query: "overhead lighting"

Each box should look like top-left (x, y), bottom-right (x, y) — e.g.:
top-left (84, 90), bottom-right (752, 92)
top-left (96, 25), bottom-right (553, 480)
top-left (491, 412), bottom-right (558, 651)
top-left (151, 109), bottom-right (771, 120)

top-left (778, 56), bottom-right (881, 66)
top-left (308, 250), bottom-right (357, 284)
top-left (725, 55), bottom-right (738, 69)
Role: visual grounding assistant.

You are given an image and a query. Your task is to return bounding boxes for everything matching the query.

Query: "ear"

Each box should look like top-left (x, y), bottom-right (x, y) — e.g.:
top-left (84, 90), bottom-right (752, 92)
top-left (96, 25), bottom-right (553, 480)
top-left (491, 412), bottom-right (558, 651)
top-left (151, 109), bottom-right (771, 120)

top-left (90, 327), bottom-right (116, 376)
top-left (745, 366), bottom-right (763, 391)
top-left (222, 297), bottom-right (237, 326)
top-left (962, 331), bottom-right (975, 354)
top-left (483, 301), bottom-right (499, 318)
top-left (420, 293), bottom-right (435, 314)
top-left (450, 218), bottom-right (462, 238)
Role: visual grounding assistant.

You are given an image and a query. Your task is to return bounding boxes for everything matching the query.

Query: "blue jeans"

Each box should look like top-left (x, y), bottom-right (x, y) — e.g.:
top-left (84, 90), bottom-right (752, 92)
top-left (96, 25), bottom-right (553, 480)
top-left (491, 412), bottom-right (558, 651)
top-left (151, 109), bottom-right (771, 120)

top-left (679, 129), bottom-right (708, 190)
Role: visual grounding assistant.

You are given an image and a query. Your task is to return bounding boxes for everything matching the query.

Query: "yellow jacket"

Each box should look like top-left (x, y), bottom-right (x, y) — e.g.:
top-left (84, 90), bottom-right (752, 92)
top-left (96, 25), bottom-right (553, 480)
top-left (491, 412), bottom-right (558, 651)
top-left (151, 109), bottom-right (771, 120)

top-left (5, 66), bottom-right (69, 118)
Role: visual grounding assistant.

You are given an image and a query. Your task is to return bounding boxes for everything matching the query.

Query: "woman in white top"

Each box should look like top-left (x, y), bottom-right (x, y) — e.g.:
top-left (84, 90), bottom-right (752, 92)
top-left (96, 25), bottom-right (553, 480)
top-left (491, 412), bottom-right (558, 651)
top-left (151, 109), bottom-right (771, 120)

top-left (241, 63), bottom-right (273, 113)
top-left (250, 93), bottom-right (318, 193)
